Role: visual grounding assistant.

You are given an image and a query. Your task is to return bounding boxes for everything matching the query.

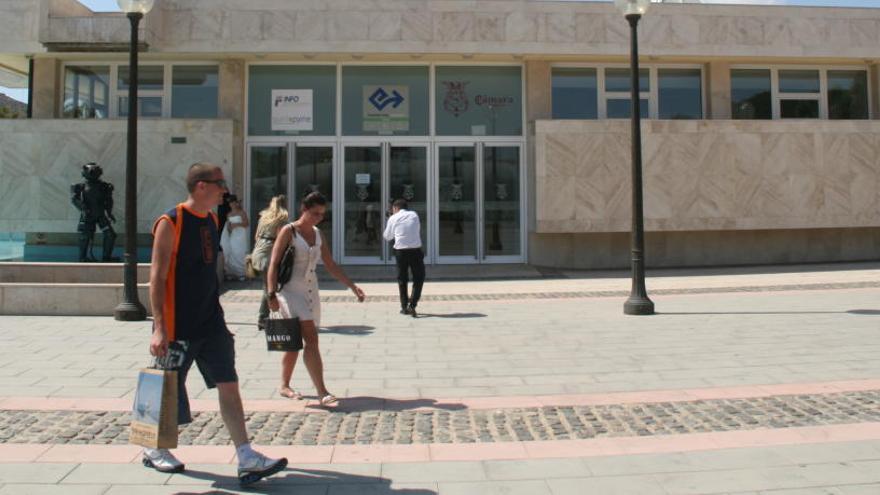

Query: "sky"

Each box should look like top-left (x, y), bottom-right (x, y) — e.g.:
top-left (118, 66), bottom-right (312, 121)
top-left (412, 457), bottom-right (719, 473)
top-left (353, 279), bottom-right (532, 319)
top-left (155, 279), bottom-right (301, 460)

top-left (2, 0), bottom-right (880, 103)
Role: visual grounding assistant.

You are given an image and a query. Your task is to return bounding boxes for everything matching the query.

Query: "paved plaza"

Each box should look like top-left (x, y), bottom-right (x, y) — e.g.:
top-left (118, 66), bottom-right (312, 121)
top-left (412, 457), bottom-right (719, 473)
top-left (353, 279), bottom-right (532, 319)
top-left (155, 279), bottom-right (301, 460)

top-left (0, 263), bottom-right (879, 493)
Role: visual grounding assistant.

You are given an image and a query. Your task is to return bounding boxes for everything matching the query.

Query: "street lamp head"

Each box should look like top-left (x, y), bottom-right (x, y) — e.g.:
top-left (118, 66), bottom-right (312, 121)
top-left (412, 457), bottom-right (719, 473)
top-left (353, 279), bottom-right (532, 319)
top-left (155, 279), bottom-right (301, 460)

top-left (116, 0), bottom-right (155, 14)
top-left (614, 0), bottom-right (652, 17)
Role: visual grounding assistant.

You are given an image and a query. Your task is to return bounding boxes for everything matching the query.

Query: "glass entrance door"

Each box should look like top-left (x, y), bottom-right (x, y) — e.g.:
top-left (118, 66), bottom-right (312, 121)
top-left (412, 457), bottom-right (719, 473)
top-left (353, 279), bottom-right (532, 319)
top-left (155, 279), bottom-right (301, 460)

top-left (292, 144), bottom-right (335, 254)
top-left (482, 145), bottom-right (522, 262)
top-left (434, 143), bottom-right (522, 263)
top-left (389, 145), bottom-right (428, 259)
top-left (341, 142), bottom-right (429, 264)
top-left (248, 145), bottom-right (288, 241)
top-left (342, 145), bottom-right (383, 262)
top-left (436, 145), bottom-right (477, 261)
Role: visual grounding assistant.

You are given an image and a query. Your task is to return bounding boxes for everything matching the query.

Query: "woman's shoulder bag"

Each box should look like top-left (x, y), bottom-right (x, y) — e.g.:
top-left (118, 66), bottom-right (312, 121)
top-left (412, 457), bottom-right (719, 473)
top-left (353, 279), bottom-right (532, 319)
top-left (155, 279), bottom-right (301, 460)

top-left (276, 223), bottom-right (296, 291)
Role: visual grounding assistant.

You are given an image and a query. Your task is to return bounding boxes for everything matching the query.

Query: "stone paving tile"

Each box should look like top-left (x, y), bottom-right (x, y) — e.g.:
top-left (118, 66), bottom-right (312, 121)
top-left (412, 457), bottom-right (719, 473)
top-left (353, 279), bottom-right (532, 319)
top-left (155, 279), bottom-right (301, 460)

top-left (2, 391), bottom-right (877, 446)
top-left (439, 479), bottom-right (552, 495)
top-left (546, 474), bottom-right (668, 494)
top-left (380, 461), bottom-right (487, 483)
top-left (327, 482), bottom-right (438, 494)
top-left (0, 463), bottom-right (76, 484)
top-left (0, 485), bottom-right (110, 495)
top-left (60, 463), bottom-right (173, 485)
top-left (482, 458), bottom-right (592, 481)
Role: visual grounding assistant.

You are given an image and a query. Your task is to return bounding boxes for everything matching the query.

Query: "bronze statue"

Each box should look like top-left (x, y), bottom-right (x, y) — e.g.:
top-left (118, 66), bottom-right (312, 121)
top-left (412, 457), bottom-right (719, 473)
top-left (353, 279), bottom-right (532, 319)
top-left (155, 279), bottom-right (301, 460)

top-left (71, 163), bottom-right (117, 262)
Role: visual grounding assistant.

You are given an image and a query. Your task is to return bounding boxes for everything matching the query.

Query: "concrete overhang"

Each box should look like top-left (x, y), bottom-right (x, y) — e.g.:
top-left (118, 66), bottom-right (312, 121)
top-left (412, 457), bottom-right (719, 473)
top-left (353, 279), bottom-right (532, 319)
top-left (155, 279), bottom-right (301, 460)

top-left (0, 55), bottom-right (29, 88)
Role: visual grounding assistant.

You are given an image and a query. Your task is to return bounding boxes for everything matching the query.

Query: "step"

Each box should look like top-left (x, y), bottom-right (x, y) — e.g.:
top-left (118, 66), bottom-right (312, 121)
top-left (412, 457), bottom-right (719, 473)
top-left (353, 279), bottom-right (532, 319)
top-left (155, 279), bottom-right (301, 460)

top-left (0, 262), bottom-right (151, 284)
top-left (0, 283), bottom-right (151, 316)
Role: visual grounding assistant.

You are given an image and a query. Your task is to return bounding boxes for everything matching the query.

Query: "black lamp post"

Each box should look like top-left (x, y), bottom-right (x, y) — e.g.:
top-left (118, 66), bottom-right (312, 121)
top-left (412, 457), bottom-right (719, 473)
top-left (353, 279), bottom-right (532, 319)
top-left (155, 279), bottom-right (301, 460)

top-left (113, 0), bottom-right (154, 321)
top-left (616, 0), bottom-right (654, 316)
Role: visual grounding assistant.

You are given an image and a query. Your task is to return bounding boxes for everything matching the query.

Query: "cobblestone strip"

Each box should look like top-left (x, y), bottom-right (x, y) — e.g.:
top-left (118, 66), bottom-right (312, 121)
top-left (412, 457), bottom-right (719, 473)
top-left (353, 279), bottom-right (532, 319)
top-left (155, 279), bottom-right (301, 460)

top-left (0, 391), bottom-right (877, 446)
top-left (222, 281), bottom-right (880, 304)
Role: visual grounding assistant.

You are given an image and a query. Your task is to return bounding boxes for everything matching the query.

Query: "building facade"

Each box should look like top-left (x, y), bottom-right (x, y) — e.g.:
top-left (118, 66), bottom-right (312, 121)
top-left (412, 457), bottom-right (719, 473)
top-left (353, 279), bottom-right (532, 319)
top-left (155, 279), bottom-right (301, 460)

top-left (1, 0), bottom-right (879, 267)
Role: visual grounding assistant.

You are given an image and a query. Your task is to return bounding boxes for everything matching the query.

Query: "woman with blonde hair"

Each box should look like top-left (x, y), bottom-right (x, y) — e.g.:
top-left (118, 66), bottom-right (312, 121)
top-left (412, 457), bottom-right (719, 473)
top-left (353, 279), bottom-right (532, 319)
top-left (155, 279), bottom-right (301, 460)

top-left (252, 195), bottom-right (288, 330)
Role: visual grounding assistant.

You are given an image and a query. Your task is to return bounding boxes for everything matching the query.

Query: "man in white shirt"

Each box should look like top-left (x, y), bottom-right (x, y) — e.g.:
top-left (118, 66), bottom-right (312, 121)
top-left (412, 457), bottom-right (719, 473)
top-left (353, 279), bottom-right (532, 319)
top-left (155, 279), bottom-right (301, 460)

top-left (383, 199), bottom-right (425, 317)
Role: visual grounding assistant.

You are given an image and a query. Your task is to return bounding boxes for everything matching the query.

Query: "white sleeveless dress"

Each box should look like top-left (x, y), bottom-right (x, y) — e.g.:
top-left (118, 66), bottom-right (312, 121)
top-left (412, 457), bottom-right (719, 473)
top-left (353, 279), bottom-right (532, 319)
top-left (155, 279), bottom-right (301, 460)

top-left (276, 226), bottom-right (322, 327)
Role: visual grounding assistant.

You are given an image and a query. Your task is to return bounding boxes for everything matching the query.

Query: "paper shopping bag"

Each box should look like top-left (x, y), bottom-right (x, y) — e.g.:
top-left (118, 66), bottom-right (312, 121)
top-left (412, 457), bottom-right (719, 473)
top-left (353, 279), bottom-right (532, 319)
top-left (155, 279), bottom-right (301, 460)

top-left (265, 313), bottom-right (304, 352)
top-left (129, 368), bottom-right (178, 449)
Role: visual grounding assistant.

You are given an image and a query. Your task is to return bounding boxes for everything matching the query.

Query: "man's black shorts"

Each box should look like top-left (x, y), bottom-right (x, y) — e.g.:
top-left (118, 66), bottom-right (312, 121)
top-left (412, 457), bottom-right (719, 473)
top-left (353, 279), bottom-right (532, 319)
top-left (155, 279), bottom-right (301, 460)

top-left (159, 329), bottom-right (238, 425)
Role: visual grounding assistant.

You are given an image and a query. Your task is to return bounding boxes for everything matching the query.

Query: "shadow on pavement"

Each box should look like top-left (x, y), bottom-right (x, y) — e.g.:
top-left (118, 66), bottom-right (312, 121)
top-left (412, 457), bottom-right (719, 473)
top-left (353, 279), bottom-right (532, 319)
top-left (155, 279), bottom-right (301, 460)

top-left (847, 309), bottom-right (880, 315)
top-left (321, 325), bottom-right (375, 335)
top-left (415, 312), bottom-right (487, 319)
top-left (305, 396), bottom-right (466, 413)
top-left (176, 468), bottom-right (437, 494)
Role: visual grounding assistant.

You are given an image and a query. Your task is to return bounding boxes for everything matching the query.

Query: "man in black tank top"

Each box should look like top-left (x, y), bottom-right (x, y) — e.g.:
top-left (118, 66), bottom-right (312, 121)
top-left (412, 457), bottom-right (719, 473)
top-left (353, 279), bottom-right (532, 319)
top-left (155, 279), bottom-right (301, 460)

top-left (146, 163), bottom-right (287, 486)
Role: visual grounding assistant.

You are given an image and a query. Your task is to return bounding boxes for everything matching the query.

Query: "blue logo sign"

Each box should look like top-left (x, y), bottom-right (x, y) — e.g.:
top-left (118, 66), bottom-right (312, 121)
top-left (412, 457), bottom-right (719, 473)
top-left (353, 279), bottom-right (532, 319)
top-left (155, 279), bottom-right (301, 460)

top-left (368, 87), bottom-right (405, 111)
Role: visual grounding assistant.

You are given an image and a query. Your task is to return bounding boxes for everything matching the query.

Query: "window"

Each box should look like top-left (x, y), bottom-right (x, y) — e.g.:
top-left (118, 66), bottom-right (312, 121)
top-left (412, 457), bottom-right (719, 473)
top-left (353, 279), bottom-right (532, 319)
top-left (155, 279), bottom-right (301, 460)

top-left (731, 66), bottom-right (869, 120)
top-left (731, 69), bottom-right (771, 119)
top-left (550, 65), bottom-right (703, 120)
top-left (61, 62), bottom-right (219, 119)
top-left (118, 65), bottom-right (164, 117)
top-left (341, 66), bottom-right (429, 136)
top-left (828, 70), bottom-right (868, 120)
top-left (658, 68), bottom-right (702, 120)
top-left (435, 66), bottom-right (523, 136)
top-left (171, 65), bottom-right (219, 118)
top-left (551, 68), bottom-right (597, 119)
top-left (247, 65), bottom-right (336, 136)
top-left (778, 70), bottom-right (820, 119)
top-left (604, 68), bottom-right (650, 119)
top-left (63, 66), bottom-right (110, 119)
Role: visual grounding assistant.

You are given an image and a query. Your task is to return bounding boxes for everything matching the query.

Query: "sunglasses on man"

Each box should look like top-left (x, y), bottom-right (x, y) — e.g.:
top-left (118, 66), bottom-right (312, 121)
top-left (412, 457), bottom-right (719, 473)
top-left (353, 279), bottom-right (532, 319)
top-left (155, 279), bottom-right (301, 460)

top-left (201, 179), bottom-right (228, 189)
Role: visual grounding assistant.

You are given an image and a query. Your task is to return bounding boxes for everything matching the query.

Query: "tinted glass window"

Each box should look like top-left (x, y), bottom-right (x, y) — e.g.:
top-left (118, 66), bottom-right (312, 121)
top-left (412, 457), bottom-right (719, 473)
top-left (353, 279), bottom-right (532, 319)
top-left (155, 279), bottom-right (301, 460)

top-left (63, 65), bottom-right (110, 119)
top-left (658, 68), bottom-right (702, 119)
top-left (551, 68), bottom-right (597, 119)
top-left (248, 65), bottom-right (336, 136)
top-left (435, 66), bottom-right (523, 136)
top-left (605, 68), bottom-right (649, 92)
top-left (828, 70), bottom-right (868, 120)
top-left (731, 69), bottom-right (771, 119)
top-left (171, 65), bottom-right (218, 118)
top-left (341, 66), bottom-right (429, 136)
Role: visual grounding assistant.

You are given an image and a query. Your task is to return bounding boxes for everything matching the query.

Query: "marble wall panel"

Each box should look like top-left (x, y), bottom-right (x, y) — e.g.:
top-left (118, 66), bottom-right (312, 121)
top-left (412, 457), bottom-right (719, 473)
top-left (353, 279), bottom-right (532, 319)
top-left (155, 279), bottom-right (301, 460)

top-left (435, 12), bottom-right (474, 42)
top-left (0, 120), bottom-right (233, 234)
top-left (328, 12), bottom-right (370, 42)
top-left (474, 13), bottom-right (504, 42)
top-left (541, 14), bottom-right (575, 44)
top-left (505, 11), bottom-right (538, 42)
top-left (294, 11), bottom-right (327, 42)
top-left (262, 11), bottom-right (296, 41)
top-left (13, 2), bottom-right (880, 59)
top-left (574, 13), bottom-right (604, 44)
top-left (189, 9), bottom-right (224, 41)
top-left (535, 120), bottom-right (880, 234)
top-left (369, 12), bottom-right (402, 41)
top-left (401, 11), bottom-right (433, 42)
top-left (850, 19), bottom-right (879, 46)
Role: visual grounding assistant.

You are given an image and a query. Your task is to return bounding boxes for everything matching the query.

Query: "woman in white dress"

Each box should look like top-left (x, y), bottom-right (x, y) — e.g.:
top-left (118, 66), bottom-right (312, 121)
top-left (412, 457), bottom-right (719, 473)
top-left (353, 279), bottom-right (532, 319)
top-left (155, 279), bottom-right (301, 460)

top-left (266, 192), bottom-right (365, 405)
top-left (221, 195), bottom-right (249, 280)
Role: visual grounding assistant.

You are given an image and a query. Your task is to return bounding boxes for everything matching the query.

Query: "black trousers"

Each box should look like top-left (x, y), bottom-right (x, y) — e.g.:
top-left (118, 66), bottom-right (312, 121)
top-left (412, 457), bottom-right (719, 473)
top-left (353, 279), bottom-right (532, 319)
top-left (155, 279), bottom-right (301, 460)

top-left (395, 248), bottom-right (425, 309)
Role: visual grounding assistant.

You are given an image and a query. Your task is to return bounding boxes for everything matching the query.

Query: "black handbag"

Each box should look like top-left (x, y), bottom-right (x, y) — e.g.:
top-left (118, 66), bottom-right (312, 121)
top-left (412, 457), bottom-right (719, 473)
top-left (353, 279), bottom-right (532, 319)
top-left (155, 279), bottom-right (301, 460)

top-left (276, 224), bottom-right (295, 290)
top-left (265, 313), bottom-right (303, 352)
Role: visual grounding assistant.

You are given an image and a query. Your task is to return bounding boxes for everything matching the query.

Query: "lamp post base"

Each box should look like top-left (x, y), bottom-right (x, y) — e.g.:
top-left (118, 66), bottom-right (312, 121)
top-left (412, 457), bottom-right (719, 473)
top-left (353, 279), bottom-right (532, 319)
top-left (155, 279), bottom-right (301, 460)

top-left (624, 296), bottom-right (654, 315)
top-left (114, 301), bottom-right (147, 321)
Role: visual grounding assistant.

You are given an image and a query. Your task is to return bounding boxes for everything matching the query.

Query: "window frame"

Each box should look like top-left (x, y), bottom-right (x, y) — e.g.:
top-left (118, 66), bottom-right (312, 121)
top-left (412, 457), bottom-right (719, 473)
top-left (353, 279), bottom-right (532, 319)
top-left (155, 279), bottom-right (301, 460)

top-left (730, 64), bottom-right (871, 120)
top-left (549, 63), bottom-right (706, 120)
top-left (60, 61), bottom-right (220, 119)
